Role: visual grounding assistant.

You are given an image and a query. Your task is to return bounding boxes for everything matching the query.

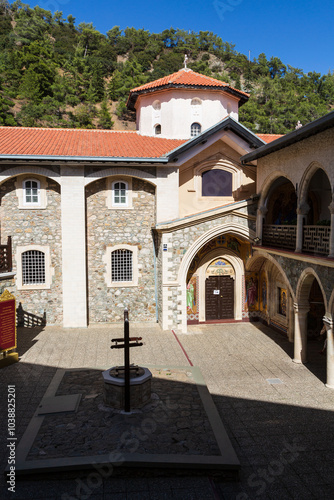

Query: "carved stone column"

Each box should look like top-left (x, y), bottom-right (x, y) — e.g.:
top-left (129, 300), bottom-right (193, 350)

top-left (328, 201), bottom-right (334, 258)
top-left (293, 303), bottom-right (309, 363)
top-left (256, 206), bottom-right (267, 244)
top-left (323, 316), bottom-right (334, 389)
top-left (295, 203), bottom-right (309, 253)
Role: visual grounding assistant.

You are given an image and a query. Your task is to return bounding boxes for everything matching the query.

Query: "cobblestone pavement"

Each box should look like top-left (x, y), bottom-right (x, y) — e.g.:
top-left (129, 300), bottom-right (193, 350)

top-left (1, 321), bottom-right (333, 499)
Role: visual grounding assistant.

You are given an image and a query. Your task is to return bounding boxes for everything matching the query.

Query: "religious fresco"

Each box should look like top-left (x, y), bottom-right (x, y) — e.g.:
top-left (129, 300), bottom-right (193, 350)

top-left (186, 275), bottom-right (198, 321)
top-left (245, 272), bottom-right (259, 311)
top-left (187, 235), bottom-right (251, 281)
top-left (260, 272), bottom-right (267, 311)
top-left (206, 258), bottom-right (235, 278)
top-left (278, 287), bottom-right (287, 317)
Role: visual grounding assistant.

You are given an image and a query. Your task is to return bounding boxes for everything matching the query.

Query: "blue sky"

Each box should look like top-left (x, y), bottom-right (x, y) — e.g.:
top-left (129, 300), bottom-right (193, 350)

top-left (35, 0), bottom-right (332, 75)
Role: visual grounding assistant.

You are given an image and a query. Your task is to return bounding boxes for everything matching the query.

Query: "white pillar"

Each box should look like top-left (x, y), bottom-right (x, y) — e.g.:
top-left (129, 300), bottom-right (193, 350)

top-left (61, 166), bottom-right (87, 327)
top-left (293, 303), bottom-right (309, 363)
top-left (328, 202), bottom-right (334, 258)
top-left (324, 316), bottom-right (334, 389)
top-left (295, 203), bottom-right (309, 253)
top-left (288, 295), bottom-right (294, 342)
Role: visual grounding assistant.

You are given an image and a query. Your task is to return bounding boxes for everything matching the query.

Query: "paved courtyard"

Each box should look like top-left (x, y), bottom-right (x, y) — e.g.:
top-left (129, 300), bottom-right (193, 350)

top-left (0, 321), bottom-right (333, 499)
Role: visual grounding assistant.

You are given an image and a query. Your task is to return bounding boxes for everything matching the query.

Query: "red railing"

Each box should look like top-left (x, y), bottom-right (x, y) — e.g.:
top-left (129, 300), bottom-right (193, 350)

top-left (0, 236), bottom-right (12, 272)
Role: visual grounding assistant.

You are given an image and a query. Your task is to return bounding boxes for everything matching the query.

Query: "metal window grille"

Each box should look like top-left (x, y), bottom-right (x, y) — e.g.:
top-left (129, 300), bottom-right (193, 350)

top-left (111, 249), bottom-right (132, 282)
top-left (25, 180), bottom-right (39, 204)
top-left (114, 182), bottom-right (127, 205)
top-left (22, 250), bottom-right (45, 285)
top-left (191, 123), bottom-right (201, 137)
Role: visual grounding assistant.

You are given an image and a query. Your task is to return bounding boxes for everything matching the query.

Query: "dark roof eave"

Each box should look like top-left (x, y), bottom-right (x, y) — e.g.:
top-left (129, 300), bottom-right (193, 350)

top-left (241, 110), bottom-right (334, 163)
top-left (165, 116), bottom-right (265, 160)
top-left (127, 83), bottom-right (248, 111)
top-left (0, 154), bottom-right (170, 164)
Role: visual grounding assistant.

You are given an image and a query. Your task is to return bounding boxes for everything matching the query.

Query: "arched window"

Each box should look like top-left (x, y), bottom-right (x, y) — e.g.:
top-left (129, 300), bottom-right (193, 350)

top-left (112, 181), bottom-right (128, 206)
top-left (155, 124), bottom-right (161, 135)
top-left (23, 179), bottom-right (40, 206)
top-left (191, 98), bottom-right (202, 106)
top-left (22, 250), bottom-right (45, 285)
top-left (191, 123), bottom-right (201, 137)
top-left (202, 170), bottom-right (233, 197)
top-left (111, 249), bottom-right (133, 282)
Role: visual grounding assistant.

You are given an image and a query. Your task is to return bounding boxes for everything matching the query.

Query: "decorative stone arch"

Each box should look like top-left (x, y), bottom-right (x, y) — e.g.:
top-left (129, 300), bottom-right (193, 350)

top-left (296, 267), bottom-right (328, 311)
top-left (0, 166), bottom-right (61, 187)
top-left (177, 223), bottom-right (254, 331)
top-left (246, 250), bottom-right (295, 301)
top-left (84, 167), bottom-right (157, 188)
top-left (178, 222), bottom-right (255, 285)
top-left (298, 161), bottom-right (330, 205)
top-left (258, 170), bottom-right (295, 209)
top-left (196, 247), bottom-right (245, 321)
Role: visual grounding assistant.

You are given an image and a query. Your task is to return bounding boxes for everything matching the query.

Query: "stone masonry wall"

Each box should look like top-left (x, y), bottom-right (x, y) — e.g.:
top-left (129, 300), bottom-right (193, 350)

top-left (86, 177), bottom-right (156, 323)
top-left (165, 206), bottom-right (256, 283)
top-left (0, 177), bottom-right (62, 324)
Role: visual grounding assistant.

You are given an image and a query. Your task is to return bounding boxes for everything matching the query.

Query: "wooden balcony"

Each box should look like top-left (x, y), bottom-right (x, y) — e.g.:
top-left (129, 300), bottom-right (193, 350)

top-left (302, 225), bottom-right (330, 256)
top-left (262, 225), bottom-right (297, 251)
top-left (0, 236), bottom-right (12, 273)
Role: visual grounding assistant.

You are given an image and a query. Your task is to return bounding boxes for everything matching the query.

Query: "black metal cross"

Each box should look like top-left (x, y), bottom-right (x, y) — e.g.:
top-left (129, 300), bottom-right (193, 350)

top-left (110, 308), bottom-right (143, 412)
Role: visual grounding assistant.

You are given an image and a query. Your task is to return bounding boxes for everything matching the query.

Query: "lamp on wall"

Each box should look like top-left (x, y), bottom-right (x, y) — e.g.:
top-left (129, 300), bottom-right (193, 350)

top-left (253, 237), bottom-right (261, 244)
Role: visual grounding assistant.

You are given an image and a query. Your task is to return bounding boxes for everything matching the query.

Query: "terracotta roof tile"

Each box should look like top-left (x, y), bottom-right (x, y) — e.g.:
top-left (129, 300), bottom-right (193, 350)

top-left (257, 133), bottom-right (284, 143)
top-left (0, 127), bottom-right (186, 158)
top-left (130, 68), bottom-right (249, 97)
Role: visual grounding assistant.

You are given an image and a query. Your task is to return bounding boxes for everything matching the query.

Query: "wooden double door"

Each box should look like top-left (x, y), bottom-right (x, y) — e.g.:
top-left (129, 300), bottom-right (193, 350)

top-left (205, 275), bottom-right (234, 321)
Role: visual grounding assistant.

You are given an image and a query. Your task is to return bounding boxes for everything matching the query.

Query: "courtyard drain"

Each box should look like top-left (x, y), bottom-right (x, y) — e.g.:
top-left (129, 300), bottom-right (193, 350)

top-left (266, 378), bottom-right (283, 384)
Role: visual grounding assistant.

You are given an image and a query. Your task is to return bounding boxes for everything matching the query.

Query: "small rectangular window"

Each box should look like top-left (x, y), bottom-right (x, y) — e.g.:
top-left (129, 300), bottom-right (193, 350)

top-left (111, 249), bottom-right (132, 282)
top-left (22, 250), bottom-right (45, 285)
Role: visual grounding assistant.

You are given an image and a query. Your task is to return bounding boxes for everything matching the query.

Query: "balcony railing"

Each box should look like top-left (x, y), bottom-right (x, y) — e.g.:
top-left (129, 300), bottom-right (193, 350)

top-left (262, 225), bottom-right (297, 250)
top-left (0, 236), bottom-right (12, 273)
top-left (302, 225), bottom-right (330, 256)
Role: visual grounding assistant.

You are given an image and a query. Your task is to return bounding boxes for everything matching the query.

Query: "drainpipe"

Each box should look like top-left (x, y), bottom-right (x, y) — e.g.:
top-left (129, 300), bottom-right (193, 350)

top-left (152, 230), bottom-right (159, 323)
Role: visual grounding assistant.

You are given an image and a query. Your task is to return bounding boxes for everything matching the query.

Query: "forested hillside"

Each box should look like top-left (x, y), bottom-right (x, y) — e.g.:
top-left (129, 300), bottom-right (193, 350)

top-left (1, 0), bottom-right (334, 133)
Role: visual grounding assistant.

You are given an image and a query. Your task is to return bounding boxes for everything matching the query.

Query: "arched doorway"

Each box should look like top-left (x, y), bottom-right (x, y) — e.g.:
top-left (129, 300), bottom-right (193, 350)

top-left (205, 258), bottom-right (235, 321)
top-left (185, 234), bottom-right (249, 324)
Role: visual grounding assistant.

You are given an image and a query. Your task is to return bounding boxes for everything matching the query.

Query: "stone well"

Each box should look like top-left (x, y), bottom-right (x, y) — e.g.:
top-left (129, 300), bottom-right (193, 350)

top-left (102, 366), bottom-right (152, 409)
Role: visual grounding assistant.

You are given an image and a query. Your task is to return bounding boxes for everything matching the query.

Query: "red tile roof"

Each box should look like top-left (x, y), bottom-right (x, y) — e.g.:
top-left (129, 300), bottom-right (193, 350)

top-left (0, 127), bottom-right (186, 158)
top-left (257, 134), bottom-right (284, 143)
top-left (131, 68), bottom-right (249, 98)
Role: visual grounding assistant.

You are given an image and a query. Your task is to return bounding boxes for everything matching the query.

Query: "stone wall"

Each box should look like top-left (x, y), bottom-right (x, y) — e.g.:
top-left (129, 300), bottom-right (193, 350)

top-left (0, 177), bottom-right (62, 324)
top-left (86, 177), bottom-right (156, 323)
top-left (272, 253), bottom-right (334, 305)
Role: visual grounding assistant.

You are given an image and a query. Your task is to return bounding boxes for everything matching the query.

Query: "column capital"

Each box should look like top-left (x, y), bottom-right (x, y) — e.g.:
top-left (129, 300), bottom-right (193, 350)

top-left (329, 201), bottom-right (334, 215)
top-left (322, 316), bottom-right (333, 330)
top-left (297, 202), bottom-right (310, 216)
top-left (293, 302), bottom-right (309, 314)
top-left (257, 206), bottom-right (268, 216)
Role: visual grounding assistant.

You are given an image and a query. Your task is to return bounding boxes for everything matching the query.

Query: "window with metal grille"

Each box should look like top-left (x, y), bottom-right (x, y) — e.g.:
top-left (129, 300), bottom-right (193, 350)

top-left (191, 122), bottom-right (201, 137)
top-left (22, 250), bottom-right (45, 285)
top-left (24, 179), bottom-right (40, 205)
top-left (111, 249), bottom-right (132, 282)
top-left (113, 181), bottom-right (128, 206)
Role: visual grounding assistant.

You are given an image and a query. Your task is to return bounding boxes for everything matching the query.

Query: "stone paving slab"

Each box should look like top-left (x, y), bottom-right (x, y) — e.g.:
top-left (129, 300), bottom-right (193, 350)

top-left (12, 364), bottom-right (239, 475)
top-left (1, 321), bottom-right (334, 499)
